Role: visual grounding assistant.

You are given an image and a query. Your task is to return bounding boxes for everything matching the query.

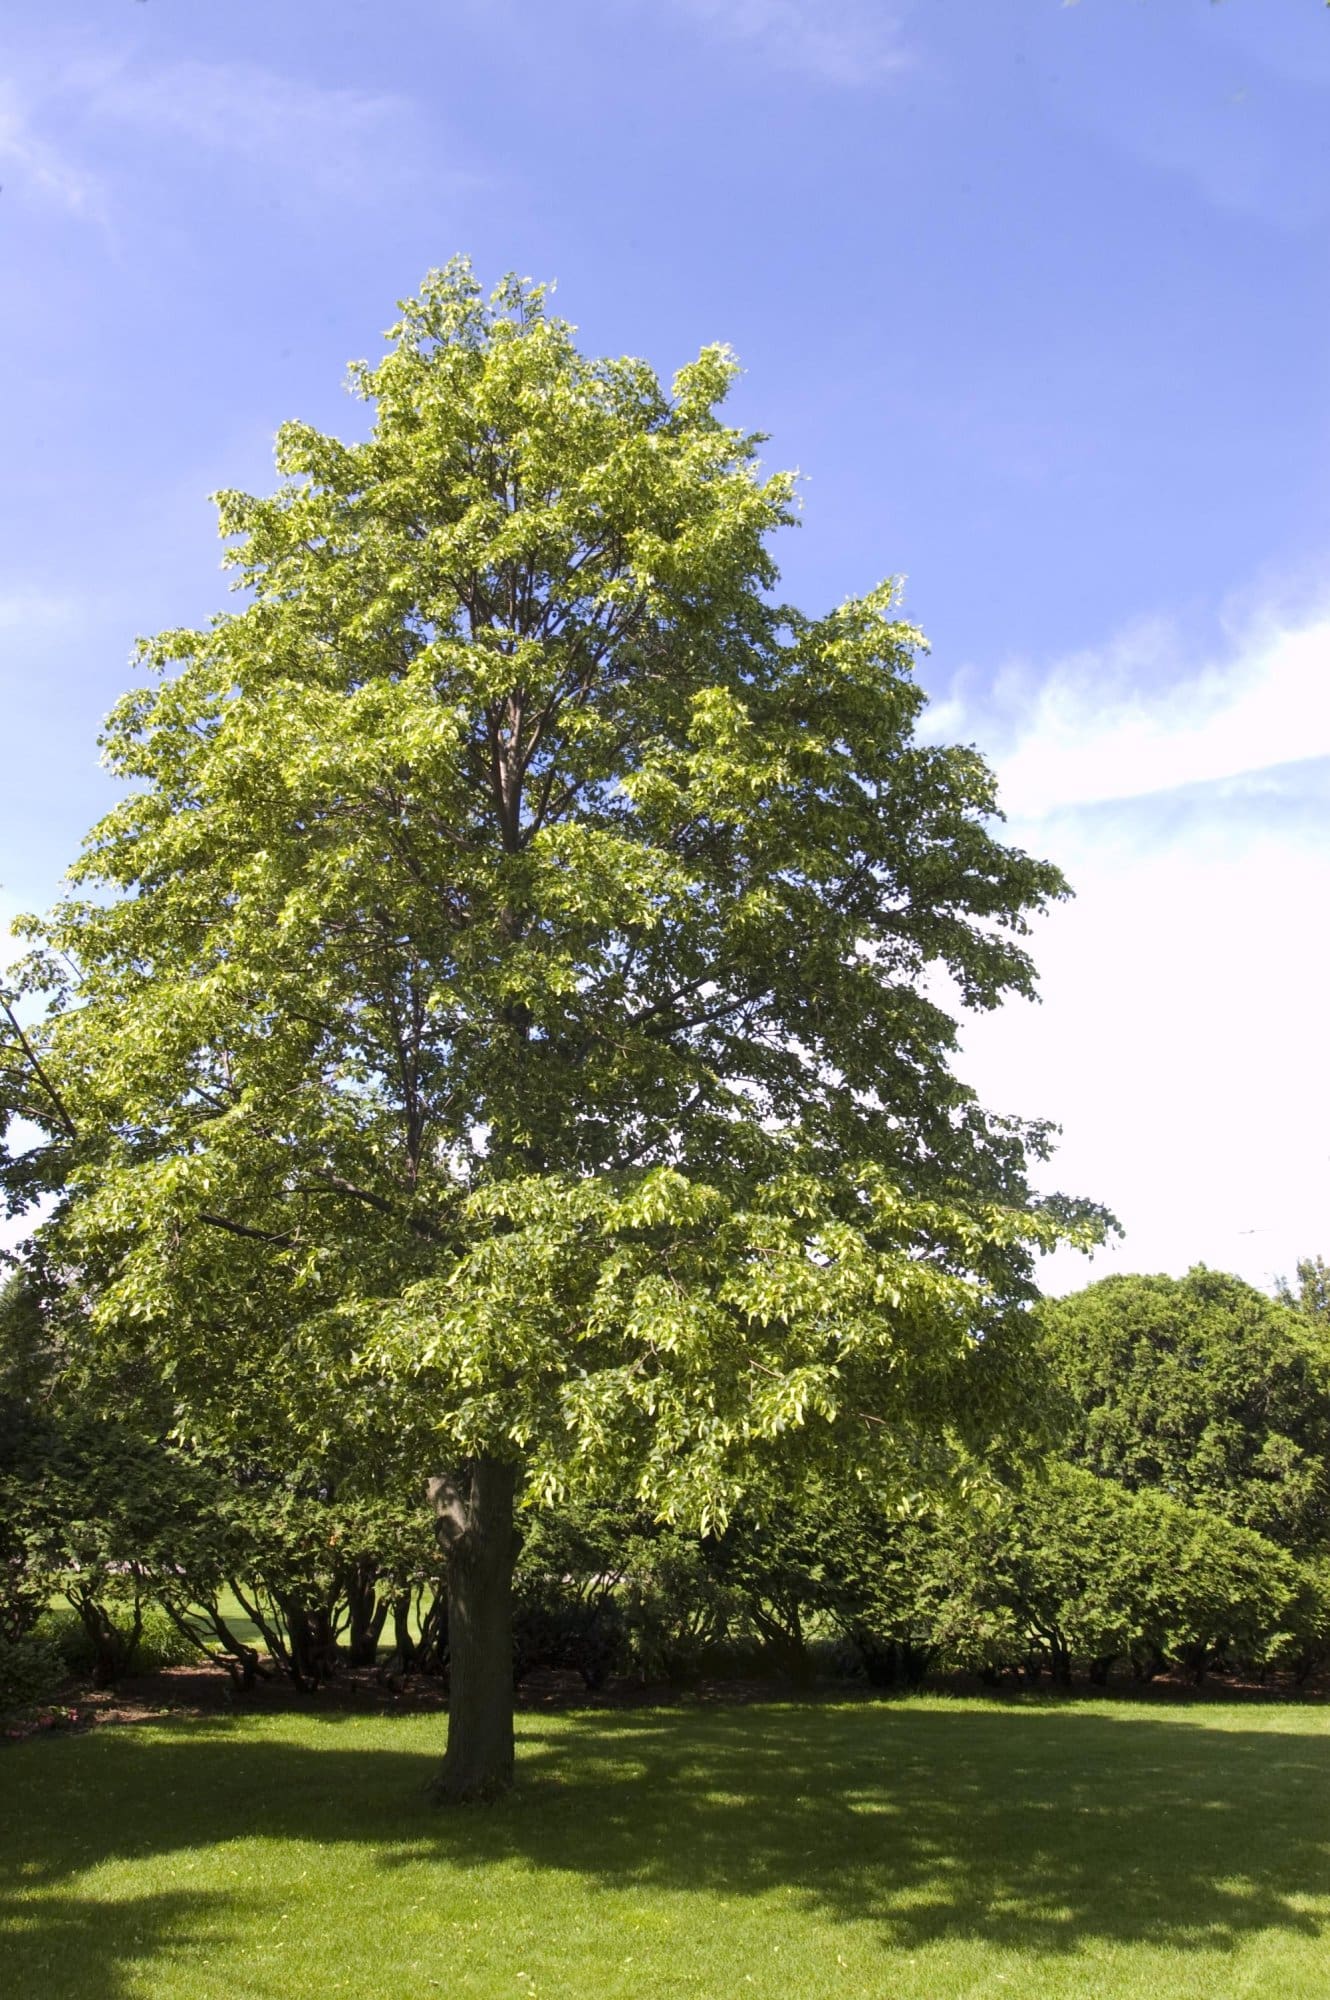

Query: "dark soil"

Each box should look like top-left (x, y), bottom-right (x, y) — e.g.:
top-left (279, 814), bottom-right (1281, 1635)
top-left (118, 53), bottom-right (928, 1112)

top-left (6, 1657), bottom-right (1325, 1744)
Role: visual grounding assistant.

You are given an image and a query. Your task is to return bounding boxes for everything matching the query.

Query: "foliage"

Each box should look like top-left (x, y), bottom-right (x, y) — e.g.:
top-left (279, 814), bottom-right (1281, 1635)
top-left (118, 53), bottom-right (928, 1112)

top-left (35, 1422), bottom-right (219, 1685)
top-left (0, 1259), bottom-right (421, 1691)
top-left (511, 1585), bottom-right (624, 1690)
top-left (1065, 1471), bottom-right (1298, 1678)
top-left (1, 263), bottom-right (1106, 1547)
top-left (195, 1487), bottom-right (438, 1691)
top-left (511, 1500), bottom-right (837, 1685)
top-left (37, 1604), bottom-right (200, 1678)
top-left (895, 1468), bottom-right (1311, 1685)
top-left (701, 1509), bottom-right (839, 1683)
top-left (1279, 1254), bottom-right (1330, 1329)
top-left (513, 1500), bottom-right (742, 1682)
top-left (0, 1268), bottom-right (64, 1651)
top-left (815, 1502), bottom-right (966, 1687)
top-left (767, 1455), bottom-right (1324, 1691)
top-left (1040, 1268), bottom-right (1330, 1554)
top-left (7, 1244), bottom-right (1324, 1701)
top-left (506, 1469), bottom-right (1323, 1694)
top-left (0, 1632), bottom-right (65, 1714)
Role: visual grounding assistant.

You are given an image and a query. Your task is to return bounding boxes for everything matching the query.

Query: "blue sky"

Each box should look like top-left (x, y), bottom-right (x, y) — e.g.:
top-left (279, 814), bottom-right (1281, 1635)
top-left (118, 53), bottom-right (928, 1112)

top-left (2, 0), bottom-right (1328, 1289)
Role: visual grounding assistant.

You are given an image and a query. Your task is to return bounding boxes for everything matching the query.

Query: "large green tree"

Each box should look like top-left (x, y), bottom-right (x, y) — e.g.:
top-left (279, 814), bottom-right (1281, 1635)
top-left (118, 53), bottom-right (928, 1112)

top-left (1, 265), bottom-right (1104, 1798)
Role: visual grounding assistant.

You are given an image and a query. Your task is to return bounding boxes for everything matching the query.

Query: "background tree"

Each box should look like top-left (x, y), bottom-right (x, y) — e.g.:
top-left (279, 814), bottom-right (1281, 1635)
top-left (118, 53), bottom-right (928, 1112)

top-left (1, 265), bottom-right (1105, 1798)
top-left (1279, 1255), bottom-right (1330, 1329)
top-left (0, 1268), bottom-right (67, 1707)
top-left (1040, 1268), bottom-right (1330, 1554)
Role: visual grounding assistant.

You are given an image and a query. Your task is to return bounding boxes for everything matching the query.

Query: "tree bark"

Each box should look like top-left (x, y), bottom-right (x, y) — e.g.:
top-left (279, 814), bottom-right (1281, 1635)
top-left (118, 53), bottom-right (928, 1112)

top-left (346, 1558), bottom-right (389, 1667)
top-left (429, 1457), bottom-right (519, 1802)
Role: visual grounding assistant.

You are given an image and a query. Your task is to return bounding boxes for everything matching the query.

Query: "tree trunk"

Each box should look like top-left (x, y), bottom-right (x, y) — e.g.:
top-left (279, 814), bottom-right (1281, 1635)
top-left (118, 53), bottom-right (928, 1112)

top-left (346, 1558), bottom-right (389, 1667)
top-left (429, 1458), bottom-right (518, 1803)
top-left (854, 1630), bottom-right (899, 1690)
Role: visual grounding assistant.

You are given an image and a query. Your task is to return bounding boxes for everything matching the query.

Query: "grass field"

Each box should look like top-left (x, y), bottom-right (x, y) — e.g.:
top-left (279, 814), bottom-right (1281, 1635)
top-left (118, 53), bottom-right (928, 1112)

top-left (3, 1696), bottom-right (1329, 1999)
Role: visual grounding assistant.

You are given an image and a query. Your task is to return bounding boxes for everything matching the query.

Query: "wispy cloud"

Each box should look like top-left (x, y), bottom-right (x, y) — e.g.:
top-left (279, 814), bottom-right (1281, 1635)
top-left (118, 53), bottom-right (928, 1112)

top-left (0, 79), bottom-right (105, 219)
top-left (0, 56), bottom-right (454, 228)
top-left (1043, 1), bottom-right (1330, 232)
top-left (75, 57), bottom-right (421, 200)
top-left (664, 0), bottom-right (912, 85)
top-left (0, 589), bottom-right (88, 635)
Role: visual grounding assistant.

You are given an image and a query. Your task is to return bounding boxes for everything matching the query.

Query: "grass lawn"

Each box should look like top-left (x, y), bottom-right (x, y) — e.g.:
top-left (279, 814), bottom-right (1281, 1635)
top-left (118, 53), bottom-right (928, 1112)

top-left (3, 1696), bottom-right (1329, 1999)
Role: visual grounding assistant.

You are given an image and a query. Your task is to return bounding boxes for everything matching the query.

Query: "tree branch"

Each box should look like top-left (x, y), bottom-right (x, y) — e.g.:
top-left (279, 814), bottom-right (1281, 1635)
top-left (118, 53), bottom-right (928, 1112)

top-left (0, 994), bottom-right (78, 1139)
top-left (198, 1212), bottom-right (294, 1246)
top-left (291, 1169), bottom-right (446, 1243)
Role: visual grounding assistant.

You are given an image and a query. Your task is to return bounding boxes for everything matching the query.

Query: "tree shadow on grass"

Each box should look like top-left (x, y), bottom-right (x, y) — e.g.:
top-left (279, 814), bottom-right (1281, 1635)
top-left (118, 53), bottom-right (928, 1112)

top-left (3, 1702), bottom-right (1329, 1992)
top-left (0, 1885), bottom-right (246, 2000)
top-left (506, 1703), bottom-right (1330, 1954)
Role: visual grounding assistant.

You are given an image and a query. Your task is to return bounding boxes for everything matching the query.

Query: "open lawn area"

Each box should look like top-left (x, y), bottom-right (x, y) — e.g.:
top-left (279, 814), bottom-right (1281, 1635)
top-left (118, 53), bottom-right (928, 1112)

top-left (3, 1696), bottom-right (1329, 2000)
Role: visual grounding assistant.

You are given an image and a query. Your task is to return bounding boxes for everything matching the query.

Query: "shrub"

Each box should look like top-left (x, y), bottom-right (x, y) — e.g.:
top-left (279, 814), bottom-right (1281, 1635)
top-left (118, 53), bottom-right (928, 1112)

top-left (513, 1585), bottom-right (625, 1689)
top-left (38, 1603), bottom-right (202, 1679)
top-left (0, 1632), bottom-right (65, 1713)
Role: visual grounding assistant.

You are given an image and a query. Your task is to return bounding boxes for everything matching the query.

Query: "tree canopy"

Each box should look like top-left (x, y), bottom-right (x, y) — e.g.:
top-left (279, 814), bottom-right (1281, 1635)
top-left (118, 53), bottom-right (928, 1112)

top-left (1040, 1268), bottom-right (1330, 1554)
top-left (1280, 1255), bottom-right (1330, 1330)
top-left (1, 263), bottom-right (1105, 1794)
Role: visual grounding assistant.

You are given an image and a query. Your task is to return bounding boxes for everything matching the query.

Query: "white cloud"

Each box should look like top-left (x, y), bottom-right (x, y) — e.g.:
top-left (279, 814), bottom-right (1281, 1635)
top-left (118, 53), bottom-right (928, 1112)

top-left (963, 820), bottom-right (1330, 1297)
top-left (664, 0), bottom-right (911, 85)
top-left (936, 595), bottom-right (1330, 1297)
top-left (927, 602), bottom-right (1330, 819)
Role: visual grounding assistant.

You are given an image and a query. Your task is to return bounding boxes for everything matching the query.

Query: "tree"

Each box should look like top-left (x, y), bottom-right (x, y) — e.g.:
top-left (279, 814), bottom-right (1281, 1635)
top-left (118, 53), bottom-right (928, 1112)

top-left (1040, 1269), bottom-right (1330, 1554)
top-left (2, 264), bottom-right (1105, 1798)
top-left (0, 1268), bottom-right (65, 1703)
top-left (1279, 1255), bottom-right (1330, 1329)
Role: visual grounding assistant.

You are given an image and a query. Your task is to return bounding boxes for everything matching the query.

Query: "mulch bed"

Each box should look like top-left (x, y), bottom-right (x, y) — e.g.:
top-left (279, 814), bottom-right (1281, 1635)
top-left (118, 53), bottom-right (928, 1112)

top-left (6, 1658), bottom-right (1325, 1744)
top-left (2, 1664), bottom-right (846, 1741)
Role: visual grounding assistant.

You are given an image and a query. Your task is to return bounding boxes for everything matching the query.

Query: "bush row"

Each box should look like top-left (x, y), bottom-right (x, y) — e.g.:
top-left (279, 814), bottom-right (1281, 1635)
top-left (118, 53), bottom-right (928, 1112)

top-left (6, 1440), bottom-right (1328, 1714)
top-left (6, 1261), bottom-right (1329, 1710)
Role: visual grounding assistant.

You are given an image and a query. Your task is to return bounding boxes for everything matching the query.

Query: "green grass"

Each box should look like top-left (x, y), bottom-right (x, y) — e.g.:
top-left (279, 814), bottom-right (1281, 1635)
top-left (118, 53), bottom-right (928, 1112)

top-left (3, 1696), bottom-right (1329, 1999)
